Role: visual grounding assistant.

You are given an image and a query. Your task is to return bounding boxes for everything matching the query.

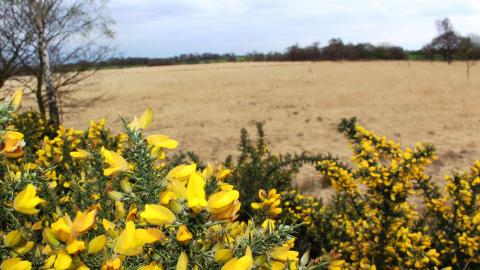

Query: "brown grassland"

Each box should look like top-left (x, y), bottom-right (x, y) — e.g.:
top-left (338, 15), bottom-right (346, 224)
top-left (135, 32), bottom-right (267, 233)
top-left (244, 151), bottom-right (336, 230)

top-left (23, 61), bottom-right (480, 192)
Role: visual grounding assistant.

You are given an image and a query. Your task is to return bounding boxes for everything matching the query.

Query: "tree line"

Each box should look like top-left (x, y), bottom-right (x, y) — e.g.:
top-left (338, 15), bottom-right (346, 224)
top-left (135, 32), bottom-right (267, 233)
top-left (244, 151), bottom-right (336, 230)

top-left (92, 53), bottom-right (239, 68)
top-left (64, 18), bottom-right (480, 70)
top-left (246, 40), bottom-right (407, 61)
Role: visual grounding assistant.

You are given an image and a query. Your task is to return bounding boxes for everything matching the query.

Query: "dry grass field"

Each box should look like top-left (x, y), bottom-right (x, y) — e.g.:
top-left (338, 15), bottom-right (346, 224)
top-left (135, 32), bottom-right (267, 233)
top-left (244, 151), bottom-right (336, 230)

top-left (23, 61), bottom-right (480, 192)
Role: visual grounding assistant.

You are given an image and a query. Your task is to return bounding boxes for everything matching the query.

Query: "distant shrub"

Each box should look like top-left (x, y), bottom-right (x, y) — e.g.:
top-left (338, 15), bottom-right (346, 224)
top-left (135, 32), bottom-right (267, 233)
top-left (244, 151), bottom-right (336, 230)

top-left (224, 122), bottom-right (335, 220)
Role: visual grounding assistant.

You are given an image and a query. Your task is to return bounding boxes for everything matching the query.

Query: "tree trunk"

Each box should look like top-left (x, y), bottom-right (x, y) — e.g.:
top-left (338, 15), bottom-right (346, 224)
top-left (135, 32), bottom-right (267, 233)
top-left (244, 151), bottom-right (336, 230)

top-left (35, 73), bottom-right (46, 119)
top-left (467, 62), bottom-right (470, 80)
top-left (30, 0), bottom-right (60, 127)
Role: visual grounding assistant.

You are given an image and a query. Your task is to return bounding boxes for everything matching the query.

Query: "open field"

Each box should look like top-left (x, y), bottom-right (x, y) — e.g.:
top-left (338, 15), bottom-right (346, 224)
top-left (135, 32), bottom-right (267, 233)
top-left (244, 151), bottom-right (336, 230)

top-left (23, 61), bottom-right (480, 191)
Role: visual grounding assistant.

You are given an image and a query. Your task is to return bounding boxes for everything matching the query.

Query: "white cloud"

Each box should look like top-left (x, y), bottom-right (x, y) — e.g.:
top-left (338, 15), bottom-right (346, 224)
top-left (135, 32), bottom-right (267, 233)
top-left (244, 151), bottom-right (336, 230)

top-left (107, 0), bottom-right (480, 57)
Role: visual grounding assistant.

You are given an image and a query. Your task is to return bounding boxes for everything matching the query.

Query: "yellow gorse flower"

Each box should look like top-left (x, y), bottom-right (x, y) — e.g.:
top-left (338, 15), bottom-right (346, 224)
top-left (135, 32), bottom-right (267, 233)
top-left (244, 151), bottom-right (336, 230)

top-left (146, 134), bottom-right (178, 149)
top-left (102, 257), bottom-right (122, 270)
top-left (101, 147), bottom-right (130, 176)
top-left (1, 258), bottom-right (31, 270)
top-left (140, 204), bottom-right (176, 225)
top-left (54, 250), bottom-right (73, 270)
top-left (114, 221), bottom-right (143, 256)
top-left (261, 218), bottom-right (276, 232)
top-left (207, 186), bottom-right (241, 221)
top-left (176, 224), bottom-right (193, 245)
top-left (129, 107), bottom-right (153, 130)
top-left (70, 149), bottom-right (91, 159)
top-left (71, 208), bottom-right (98, 236)
top-left (66, 239), bottom-right (85, 254)
top-left (43, 228), bottom-right (61, 247)
top-left (1, 130), bottom-right (25, 158)
top-left (13, 241), bottom-right (34, 255)
top-left (202, 163), bottom-right (232, 182)
top-left (270, 245), bottom-right (299, 265)
top-left (11, 88), bottom-right (23, 109)
top-left (102, 218), bottom-right (116, 232)
top-left (135, 227), bottom-right (164, 244)
top-left (176, 251), bottom-right (188, 270)
top-left (4, 230), bottom-right (22, 247)
top-left (329, 260), bottom-right (346, 270)
top-left (221, 246), bottom-right (253, 270)
top-left (50, 216), bottom-right (73, 243)
top-left (186, 172), bottom-right (207, 214)
top-left (214, 245), bottom-right (233, 263)
top-left (49, 208), bottom-right (97, 244)
top-left (87, 235), bottom-right (107, 253)
top-left (44, 254), bottom-right (56, 268)
top-left (13, 184), bottom-right (45, 215)
top-left (167, 164), bottom-right (197, 181)
top-left (147, 134), bottom-right (178, 159)
top-left (160, 190), bottom-right (177, 205)
top-left (114, 221), bottom-right (163, 256)
top-left (167, 179), bottom-right (187, 200)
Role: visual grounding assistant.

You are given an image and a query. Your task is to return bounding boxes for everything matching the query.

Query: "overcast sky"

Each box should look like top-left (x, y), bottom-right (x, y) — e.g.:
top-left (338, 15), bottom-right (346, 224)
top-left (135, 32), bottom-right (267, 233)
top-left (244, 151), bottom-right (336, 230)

top-left (107, 0), bottom-right (480, 57)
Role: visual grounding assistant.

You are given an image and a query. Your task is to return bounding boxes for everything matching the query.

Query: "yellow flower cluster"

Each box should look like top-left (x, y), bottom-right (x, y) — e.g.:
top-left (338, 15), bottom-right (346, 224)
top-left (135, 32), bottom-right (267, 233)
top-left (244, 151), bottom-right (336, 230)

top-left (0, 93), bottom-right (300, 270)
top-left (251, 189), bottom-right (282, 218)
top-left (419, 160), bottom-right (480, 266)
top-left (312, 118), bottom-right (467, 269)
top-left (280, 190), bottom-right (322, 228)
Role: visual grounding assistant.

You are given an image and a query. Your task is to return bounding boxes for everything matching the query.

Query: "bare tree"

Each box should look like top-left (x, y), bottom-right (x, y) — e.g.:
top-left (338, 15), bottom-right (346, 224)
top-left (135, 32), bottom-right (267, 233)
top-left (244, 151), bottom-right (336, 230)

top-left (430, 18), bottom-right (461, 64)
top-left (0, 1), bottom-right (33, 89)
top-left (9, 0), bottom-right (114, 126)
top-left (28, 0), bottom-right (62, 124)
top-left (458, 34), bottom-right (480, 80)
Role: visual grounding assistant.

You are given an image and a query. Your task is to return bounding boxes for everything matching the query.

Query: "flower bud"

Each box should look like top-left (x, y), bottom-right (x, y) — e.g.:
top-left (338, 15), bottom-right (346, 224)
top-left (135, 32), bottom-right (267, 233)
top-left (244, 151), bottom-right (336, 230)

top-left (4, 230), bottom-right (22, 247)
top-left (88, 235), bottom-right (107, 254)
top-left (43, 228), bottom-right (61, 247)
top-left (214, 247), bottom-right (233, 263)
top-left (120, 179), bottom-right (133, 193)
top-left (14, 241), bottom-right (34, 255)
top-left (108, 191), bottom-right (124, 201)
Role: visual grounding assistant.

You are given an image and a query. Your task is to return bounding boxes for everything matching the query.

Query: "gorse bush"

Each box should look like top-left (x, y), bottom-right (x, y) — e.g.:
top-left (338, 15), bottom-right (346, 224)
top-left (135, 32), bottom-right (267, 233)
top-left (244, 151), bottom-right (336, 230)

top-left (1, 89), bottom-right (480, 270)
top-left (307, 118), bottom-right (479, 270)
top-left (233, 117), bottom-right (480, 270)
top-left (0, 90), bottom-right (306, 270)
top-left (225, 123), bottom-right (336, 220)
top-left (314, 118), bottom-right (439, 269)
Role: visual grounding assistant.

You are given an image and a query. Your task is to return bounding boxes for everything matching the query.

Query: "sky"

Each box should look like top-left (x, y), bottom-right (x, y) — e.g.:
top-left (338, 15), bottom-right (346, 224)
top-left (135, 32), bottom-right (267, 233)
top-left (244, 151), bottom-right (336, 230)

top-left (107, 0), bottom-right (480, 58)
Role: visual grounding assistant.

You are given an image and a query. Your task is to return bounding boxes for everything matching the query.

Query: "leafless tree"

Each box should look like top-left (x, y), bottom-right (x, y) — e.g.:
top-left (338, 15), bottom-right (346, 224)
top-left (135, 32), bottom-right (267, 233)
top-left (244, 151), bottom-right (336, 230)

top-left (430, 18), bottom-right (461, 64)
top-left (458, 34), bottom-right (480, 80)
top-left (8, 0), bottom-right (114, 126)
top-left (0, 1), bottom-right (34, 90)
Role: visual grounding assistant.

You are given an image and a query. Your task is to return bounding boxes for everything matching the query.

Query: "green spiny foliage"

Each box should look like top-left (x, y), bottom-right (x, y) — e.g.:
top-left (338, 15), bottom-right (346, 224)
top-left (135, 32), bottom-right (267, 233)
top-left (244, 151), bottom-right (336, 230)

top-left (224, 122), bottom-right (340, 220)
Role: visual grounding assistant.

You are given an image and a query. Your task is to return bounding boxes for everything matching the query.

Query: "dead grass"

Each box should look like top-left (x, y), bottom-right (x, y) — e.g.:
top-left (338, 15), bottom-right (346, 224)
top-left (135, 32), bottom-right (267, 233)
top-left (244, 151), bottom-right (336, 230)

top-left (19, 61), bottom-right (480, 192)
